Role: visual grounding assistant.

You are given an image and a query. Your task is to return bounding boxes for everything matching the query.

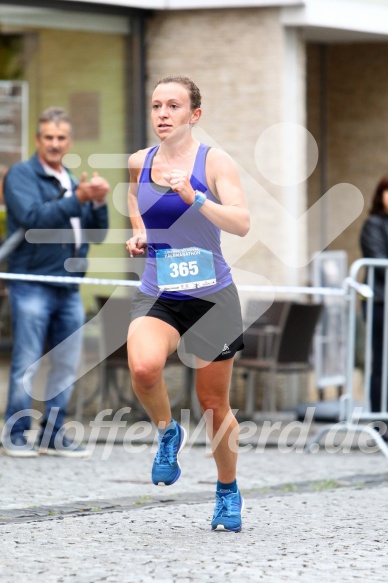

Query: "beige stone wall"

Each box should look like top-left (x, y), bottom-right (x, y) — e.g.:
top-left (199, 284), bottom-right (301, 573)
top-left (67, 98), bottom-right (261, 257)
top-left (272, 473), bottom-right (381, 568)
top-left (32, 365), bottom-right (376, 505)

top-left (145, 8), bottom-right (308, 294)
top-left (23, 28), bottom-right (129, 311)
top-left (307, 42), bottom-right (388, 270)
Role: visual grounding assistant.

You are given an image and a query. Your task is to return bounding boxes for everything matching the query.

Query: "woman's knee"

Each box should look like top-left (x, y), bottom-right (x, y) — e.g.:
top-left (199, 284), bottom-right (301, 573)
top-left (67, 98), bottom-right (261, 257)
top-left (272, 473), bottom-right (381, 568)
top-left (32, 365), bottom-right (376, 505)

top-left (129, 355), bottom-right (165, 388)
top-left (197, 393), bottom-right (229, 417)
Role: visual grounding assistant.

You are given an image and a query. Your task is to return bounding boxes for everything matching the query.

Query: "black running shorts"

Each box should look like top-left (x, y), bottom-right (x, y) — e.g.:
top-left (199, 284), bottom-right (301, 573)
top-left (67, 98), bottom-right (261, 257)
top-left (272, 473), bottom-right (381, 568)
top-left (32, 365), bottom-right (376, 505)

top-left (130, 282), bottom-right (244, 362)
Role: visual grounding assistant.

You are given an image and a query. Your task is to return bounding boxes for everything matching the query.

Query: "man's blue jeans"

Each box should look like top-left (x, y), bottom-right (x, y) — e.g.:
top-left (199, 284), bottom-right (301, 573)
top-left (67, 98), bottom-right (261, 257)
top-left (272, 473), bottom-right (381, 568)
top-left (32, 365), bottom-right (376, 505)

top-left (4, 282), bottom-right (85, 440)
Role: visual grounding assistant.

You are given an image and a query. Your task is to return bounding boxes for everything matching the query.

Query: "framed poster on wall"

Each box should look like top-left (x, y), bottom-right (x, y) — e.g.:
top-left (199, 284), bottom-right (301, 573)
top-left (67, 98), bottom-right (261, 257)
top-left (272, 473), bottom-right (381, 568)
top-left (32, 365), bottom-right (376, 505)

top-left (0, 81), bottom-right (28, 237)
top-left (0, 80), bottom-right (28, 167)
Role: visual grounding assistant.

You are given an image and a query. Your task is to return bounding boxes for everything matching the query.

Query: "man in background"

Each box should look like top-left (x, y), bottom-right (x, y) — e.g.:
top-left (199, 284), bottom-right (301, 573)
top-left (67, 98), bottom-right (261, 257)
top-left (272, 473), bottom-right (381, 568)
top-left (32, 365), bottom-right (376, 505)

top-left (1, 107), bottom-right (109, 457)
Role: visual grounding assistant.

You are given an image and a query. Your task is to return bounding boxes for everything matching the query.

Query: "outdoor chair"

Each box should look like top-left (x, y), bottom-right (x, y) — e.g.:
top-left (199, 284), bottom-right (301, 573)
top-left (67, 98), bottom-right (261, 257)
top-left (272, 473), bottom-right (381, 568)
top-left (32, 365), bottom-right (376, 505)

top-left (234, 301), bottom-right (323, 415)
top-left (94, 295), bottom-right (192, 415)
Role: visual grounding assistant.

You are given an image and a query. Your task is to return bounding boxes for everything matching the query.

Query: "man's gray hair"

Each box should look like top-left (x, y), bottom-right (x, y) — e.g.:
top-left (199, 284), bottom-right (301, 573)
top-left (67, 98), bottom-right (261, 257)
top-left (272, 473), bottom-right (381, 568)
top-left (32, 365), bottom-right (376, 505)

top-left (36, 107), bottom-right (72, 136)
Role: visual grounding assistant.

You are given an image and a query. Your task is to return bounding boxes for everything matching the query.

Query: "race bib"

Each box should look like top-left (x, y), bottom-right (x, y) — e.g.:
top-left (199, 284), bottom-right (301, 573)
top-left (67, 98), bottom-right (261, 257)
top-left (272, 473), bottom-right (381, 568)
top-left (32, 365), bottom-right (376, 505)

top-left (156, 247), bottom-right (216, 291)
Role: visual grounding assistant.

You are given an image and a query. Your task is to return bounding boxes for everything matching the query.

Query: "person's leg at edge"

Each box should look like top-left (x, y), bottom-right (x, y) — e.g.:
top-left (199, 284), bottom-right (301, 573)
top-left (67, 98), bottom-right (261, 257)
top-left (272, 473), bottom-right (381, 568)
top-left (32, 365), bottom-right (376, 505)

top-left (196, 358), bottom-right (243, 532)
top-left (2, 282), bottom-right (51, 455)
top-left (370, 303), bottom-right (383, 413)
top-left (370, 304), bottom-right (388, 439)
top-left (127, 316), bottom-right (187, 485)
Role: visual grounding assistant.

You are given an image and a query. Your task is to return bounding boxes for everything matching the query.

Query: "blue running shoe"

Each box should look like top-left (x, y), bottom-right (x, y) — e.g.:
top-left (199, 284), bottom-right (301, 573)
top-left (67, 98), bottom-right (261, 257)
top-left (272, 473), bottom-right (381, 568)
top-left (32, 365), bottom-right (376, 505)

top-left (152, 422), bottom-right (187, 486)
top-left (211, 489), bottom-right (244, 532)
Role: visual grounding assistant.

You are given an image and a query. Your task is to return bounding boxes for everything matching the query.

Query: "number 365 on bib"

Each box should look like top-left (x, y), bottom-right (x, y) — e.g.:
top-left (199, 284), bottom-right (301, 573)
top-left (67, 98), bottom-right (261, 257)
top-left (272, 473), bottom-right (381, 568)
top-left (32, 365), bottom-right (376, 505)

top-left (156, 247), bottom-right (216, 291)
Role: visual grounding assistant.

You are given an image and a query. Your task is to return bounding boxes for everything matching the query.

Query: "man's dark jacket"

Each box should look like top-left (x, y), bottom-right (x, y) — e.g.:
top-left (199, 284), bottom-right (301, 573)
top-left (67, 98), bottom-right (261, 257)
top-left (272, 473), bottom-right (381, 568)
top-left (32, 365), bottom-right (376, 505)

top-left (3, 153), bottom-right (108, 281)
top-left (360, 214), bottom-right (388, 302)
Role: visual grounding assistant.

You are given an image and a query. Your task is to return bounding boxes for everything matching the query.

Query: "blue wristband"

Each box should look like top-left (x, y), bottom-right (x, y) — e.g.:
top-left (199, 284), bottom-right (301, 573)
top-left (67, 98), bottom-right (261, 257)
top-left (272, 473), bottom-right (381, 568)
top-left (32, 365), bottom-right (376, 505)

top-left (191, 190), bottom-right (207, 211)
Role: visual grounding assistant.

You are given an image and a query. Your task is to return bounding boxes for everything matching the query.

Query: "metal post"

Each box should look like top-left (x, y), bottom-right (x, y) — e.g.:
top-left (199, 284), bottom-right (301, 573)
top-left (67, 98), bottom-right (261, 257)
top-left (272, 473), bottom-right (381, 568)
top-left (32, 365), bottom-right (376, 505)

top-left (364, 268), bottom-right (375, 407)
top-left (382, 268), bottom-right (388, 414)
top-left (344, 280), bottom-right (357, 422)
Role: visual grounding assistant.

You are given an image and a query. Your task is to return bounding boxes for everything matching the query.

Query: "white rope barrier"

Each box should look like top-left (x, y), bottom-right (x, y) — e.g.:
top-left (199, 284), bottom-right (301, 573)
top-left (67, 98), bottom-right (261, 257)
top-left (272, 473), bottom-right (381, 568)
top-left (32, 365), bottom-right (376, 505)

top-left (236, 284), bottom-right (346, 296)
top-left (0, 272), bottom-right (348, 297)
top-left (0, 272), bottom-right (141, 288)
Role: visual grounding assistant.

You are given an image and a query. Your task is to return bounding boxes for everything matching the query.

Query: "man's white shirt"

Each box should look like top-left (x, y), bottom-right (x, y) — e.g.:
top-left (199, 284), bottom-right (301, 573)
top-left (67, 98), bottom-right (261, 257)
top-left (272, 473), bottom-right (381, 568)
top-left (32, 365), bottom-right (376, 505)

top-left (41, 161), bottom-right (82, 250)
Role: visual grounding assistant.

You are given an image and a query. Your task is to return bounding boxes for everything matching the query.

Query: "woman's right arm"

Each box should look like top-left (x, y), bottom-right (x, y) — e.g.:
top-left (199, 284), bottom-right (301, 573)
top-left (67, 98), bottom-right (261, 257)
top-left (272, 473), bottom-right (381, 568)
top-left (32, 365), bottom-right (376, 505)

top-left (126, 150), bottom-right (148, 258)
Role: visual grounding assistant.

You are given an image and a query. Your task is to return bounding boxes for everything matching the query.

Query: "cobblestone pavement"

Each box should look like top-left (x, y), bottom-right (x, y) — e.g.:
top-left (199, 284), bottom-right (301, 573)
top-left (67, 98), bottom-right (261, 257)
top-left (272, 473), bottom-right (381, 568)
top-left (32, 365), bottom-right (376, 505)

top-left (1, 435), bottom-right (388, 583)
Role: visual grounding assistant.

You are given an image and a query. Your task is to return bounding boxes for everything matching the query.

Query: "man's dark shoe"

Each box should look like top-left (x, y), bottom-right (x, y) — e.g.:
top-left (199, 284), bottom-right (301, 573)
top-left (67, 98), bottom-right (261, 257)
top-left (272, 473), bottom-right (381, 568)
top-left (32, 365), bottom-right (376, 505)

top-left (373, 423), bottom-right (388, 440)
top-left (1, 434), bottom-right (38, 458)
top-left (38, 434), bottom-right (91, 458)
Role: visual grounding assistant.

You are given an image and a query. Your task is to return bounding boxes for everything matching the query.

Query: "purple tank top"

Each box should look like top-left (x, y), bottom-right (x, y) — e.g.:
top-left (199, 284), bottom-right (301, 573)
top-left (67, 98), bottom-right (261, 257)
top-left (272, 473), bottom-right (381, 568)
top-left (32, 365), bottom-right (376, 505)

top-left (137, 143), bottom-right (232, 299)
